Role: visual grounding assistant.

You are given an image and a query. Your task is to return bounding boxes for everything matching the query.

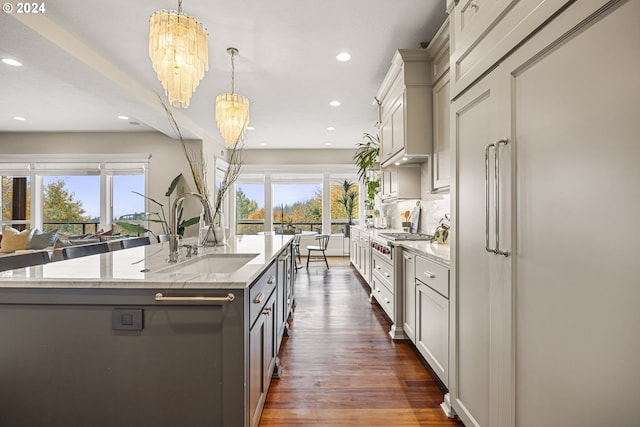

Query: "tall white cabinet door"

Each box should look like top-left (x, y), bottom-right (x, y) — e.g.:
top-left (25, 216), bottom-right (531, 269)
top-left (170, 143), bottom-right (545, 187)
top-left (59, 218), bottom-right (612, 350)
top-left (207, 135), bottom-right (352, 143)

top-left (450, 69), bottom-right (513, 427)
top-left (505, 1), bottom-right (640, 425)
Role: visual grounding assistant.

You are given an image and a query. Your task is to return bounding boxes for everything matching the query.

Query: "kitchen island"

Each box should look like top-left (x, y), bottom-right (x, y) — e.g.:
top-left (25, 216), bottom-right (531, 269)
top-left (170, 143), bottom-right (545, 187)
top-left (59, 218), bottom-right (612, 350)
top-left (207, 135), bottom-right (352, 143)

top-left (0, 234), bottom-right (294, 427)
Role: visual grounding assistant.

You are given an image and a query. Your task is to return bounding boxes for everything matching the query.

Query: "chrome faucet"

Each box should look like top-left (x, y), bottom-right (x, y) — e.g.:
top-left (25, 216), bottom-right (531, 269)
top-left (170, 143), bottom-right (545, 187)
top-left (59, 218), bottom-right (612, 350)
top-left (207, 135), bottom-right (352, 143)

top-left (168, 192), bottom-right (213, 263)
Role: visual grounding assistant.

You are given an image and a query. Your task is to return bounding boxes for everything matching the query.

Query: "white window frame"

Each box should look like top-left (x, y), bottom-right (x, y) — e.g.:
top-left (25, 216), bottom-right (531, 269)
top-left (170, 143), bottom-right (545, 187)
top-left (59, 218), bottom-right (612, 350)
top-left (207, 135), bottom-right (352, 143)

top-left (0, 154), bottom-right (149, 232)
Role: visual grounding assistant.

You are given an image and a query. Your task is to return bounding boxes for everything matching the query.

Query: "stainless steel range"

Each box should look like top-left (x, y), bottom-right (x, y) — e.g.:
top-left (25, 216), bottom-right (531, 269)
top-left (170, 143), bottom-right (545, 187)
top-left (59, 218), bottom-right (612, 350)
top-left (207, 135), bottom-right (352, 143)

top-left (376, 232), bottom-right (433, 242)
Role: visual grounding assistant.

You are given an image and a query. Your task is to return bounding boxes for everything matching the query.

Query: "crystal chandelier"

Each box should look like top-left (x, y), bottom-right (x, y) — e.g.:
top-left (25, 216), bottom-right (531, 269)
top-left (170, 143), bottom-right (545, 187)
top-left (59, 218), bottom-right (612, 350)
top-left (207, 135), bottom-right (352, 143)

top-left (215, 48), bottom-right (250, 148)
top-left (149, 0), bottom-right (208, 108)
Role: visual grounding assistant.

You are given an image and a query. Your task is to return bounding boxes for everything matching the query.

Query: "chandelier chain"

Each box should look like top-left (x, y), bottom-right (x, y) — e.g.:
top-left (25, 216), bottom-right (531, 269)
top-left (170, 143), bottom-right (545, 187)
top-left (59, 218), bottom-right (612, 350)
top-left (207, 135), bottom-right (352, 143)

top-left (231, 50), bottom-right (236, 94)
top-left (177, 0), bottom-right (182, 13)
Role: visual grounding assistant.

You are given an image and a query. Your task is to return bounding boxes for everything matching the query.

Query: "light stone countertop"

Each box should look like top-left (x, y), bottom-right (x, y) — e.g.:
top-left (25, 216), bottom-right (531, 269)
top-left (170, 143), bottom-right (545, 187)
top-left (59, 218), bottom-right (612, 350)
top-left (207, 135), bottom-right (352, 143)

top-left (0, 234), bottom-right (293, 290)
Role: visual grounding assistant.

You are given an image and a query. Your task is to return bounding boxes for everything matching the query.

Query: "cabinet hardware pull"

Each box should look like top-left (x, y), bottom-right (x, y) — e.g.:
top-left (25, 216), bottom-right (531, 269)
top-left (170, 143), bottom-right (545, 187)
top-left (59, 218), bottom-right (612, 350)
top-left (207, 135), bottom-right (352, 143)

top-left (155, 293), bottom-right (235, 302)
top-left (384, 272), bottom-right (390, 278)
top-left (495, 138), bottom-right (510, 257)
top-left (470, 3), bottom-right (479, 11)
top-left (262, 307), bottom-right (272, 315)
top-left (267, 276), bottom-right (275, 284)
top-left (424, 271), bottom-right (435, 279)
top-left (485, 142), bottom-right (497, 254)
top-left (254, 292), bottom-right (264, 304)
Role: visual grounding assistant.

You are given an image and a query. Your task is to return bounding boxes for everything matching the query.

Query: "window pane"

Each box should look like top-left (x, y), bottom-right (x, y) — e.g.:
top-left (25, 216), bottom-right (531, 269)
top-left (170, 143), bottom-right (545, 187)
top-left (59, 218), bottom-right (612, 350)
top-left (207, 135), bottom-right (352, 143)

top-left (236, 183), bottom-right (264, 234)
top-left (1, 176), bottom-right (31, 229)
top-left (43, 176), bottom-right (100, 234)
top-left (273, 183), bottom-right (322, 233)
top-left (113, 175), bottom-right (146, 236)
top-left (330, 179), bottom-right (359, 234)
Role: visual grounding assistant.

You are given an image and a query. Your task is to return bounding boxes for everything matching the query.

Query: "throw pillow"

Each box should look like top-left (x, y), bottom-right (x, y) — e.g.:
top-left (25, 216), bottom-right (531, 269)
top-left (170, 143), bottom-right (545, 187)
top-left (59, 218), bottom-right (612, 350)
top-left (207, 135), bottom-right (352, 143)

top-left (28, 229), bottom-right (59, 250)
top-left (0, 227), bottom-right (33, 253)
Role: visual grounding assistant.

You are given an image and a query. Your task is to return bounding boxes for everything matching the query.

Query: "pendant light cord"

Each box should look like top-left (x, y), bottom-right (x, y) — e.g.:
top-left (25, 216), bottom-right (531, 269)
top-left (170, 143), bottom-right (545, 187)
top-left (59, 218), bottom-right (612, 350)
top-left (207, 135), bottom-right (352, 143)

top-left (231, 50), bottom-right (236, 94)
top-left (177, 0), bottom-right (183, 13)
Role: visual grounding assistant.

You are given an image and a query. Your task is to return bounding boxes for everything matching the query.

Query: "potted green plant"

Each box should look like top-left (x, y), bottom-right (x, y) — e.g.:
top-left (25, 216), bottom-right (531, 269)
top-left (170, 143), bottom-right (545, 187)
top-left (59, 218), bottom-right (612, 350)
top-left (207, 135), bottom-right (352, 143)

top-left (338, 179), bottom-right (357, 237)
top-left (353, 133), bottom-right (380, 210)
top-left (116, 174), bottom-right (199, 241)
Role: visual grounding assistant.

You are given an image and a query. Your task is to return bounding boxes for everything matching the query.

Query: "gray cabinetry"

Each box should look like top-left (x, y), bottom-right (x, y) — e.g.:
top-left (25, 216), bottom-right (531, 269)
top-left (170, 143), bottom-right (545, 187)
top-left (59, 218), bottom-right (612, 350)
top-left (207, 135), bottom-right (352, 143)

top-left (0, 243), bottom-right (293, 427)
top-left (402, 250), bottom-right (416, 342)
top-left (450, 1), bottom-right (640, 425)
top-left (415, 255), bottom-right (449, 387)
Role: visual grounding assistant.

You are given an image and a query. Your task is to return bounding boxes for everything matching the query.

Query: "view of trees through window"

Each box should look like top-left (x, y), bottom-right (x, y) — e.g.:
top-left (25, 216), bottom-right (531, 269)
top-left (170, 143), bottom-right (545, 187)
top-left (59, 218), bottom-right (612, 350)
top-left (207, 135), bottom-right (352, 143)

top-left (42, 176), bottom-right (100, 234)
top-left (273, 183), bottom-right (322, 232)
top-left (1, 176), bottom-right (31, 228)
top-left (236, 183), bottom-right (265, 234)
top-left (235, 178), bottom-right (359, 235)
top-left (1, 173), bottom-right (145, 235)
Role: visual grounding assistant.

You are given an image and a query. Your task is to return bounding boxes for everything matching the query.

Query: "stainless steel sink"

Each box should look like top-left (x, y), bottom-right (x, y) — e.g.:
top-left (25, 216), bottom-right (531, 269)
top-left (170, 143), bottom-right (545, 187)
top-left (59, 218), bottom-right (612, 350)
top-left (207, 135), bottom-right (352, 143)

top-left (157, 253), bottom-right (259, 274)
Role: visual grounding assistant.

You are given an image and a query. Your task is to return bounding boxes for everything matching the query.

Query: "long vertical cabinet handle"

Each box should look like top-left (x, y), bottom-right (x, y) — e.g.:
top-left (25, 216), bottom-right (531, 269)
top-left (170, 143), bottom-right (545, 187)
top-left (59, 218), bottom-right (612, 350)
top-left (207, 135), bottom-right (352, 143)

top-left (494, 138), bottom-right (510, 257)
top-left (485, 142), bottom-right (497, 254)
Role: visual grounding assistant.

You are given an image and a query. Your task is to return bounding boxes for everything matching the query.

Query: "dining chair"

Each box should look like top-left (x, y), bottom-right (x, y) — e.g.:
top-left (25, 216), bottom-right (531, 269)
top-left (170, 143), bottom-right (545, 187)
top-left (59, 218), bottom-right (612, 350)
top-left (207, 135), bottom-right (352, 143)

top-left (62, 242), bottom-right (110, 260)
top-left (306, 234), bottom-right (330, 269)
top-left (292, 234), bottom-right (302, 270)
top-left (121, 236), bottom-right (151, 249)
top-left (0, 251), bottom-right (50, 272)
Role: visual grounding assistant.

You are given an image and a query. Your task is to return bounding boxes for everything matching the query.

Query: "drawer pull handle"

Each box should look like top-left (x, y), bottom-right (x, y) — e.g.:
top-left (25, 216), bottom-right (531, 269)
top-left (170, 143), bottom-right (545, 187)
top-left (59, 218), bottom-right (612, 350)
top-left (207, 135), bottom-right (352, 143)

top-left (376, 266), bottom-right (381, 270)
top-left (262, 307), bottom-right (272, 315)
top-left (155, 293), bottom-right (235, 302)
top-left (254, 292), bottom-right (265, 304)
top-left (384, 272), bottom-right (390, 278)
top-left (424, 271), bottom-right (435, 279)
top-left (267, 276), bottom-right (275, 284)
top-left (470, 3), bottom-right (479, 11)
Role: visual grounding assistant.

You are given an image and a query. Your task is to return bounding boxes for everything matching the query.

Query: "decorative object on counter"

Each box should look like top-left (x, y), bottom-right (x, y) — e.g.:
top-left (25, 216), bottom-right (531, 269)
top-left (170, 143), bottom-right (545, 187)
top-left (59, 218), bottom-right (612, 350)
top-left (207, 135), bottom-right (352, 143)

top-left (215, 47), bottom-right (251, 148)
top-left (353, 133), bottom-right (380, 210)
top-left (401, 210), bottom-right (411, 231)
top-left (337, 179), bottom-right (357, 237)
top-left (149, 0), bottom-right (208, 108)
top-left (116, 173), bottom-right (200, 241)
top-left (211, 135), bottom-right (245, 245)
top-left (431, 214), bottom-right (450, 244)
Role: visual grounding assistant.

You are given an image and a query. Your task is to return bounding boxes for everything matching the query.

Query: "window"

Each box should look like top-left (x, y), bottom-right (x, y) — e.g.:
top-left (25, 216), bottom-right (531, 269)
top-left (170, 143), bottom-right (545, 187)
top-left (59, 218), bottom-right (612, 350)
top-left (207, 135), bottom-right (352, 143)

top-left (1, 175), bottom-right (31, 230)
top-left (112, 174), bottom-right (146, 235)
top-left (330, 178), bottom-right (359, 234)
top-left (272, 182), bottom-right (322, 233)
top-left (0, 155), bottom-right (148, 235)
top-left (42, 175), bottom-right (100, 234)
top-left (236, 182), bottom-right (264, 234)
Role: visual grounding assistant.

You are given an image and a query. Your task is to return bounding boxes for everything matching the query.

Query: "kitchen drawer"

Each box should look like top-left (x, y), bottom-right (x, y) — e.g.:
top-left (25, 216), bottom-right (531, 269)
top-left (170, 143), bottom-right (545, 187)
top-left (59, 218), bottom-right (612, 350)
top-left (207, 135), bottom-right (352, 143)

top-left (249, 261), bottom-right (277, 327)
top-left (372, 256), bottom-right (394, 290)
top-left (372, 274), bottom-right (394, 319)
top-left (416, 256), bottom-right (449, 298)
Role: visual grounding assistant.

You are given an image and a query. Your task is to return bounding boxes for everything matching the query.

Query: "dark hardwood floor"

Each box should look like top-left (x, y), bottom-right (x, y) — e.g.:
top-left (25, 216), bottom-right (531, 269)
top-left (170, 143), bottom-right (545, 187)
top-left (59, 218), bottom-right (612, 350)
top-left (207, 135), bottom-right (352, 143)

top-left (259, 257), bottom-right (464, 426)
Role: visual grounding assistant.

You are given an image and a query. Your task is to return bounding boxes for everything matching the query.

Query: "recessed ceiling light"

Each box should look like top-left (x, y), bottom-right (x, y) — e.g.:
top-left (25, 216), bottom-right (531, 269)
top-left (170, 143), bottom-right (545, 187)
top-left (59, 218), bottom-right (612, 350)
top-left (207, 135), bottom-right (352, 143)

top-left (128, 121), bottom-right (140, 126)
top-left (247, 126), bottom-right (255, 131)
top-left (329, 100), bottom-right (341, 107)
top-left (2, 58), bottom-right (22, 67)
top-left (402, 157), bottom-right (408, 161)
top-left (394, 162), bottom-right (401, 166)
top-left (117, 115), bottom-right (129, 120)
top-left (327, 127), bottom-right (335, 131)
top-left (324, 142), bottom-right (333, 146)
top-left (260, 142), bottom-right (268, 146)
top-left (336, 52), bottom-right (351, 62)
top-left (14, 116), bottom-right (26, 121)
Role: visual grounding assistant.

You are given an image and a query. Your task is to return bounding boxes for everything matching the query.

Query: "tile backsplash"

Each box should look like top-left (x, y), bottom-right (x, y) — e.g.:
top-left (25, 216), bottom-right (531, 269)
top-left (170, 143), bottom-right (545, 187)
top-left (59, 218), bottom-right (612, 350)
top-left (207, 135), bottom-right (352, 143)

top-left (380, 161), bottom-right (450, 235)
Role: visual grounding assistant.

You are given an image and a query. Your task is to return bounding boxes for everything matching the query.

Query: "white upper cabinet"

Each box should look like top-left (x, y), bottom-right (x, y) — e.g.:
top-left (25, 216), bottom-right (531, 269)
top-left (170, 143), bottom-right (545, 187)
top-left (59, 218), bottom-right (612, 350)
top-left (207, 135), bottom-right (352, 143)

top-left (426, 19), bottom-right (451, 191)
top-left (450, 0), bottom-right (572, 98)
top-left (376, 49), bottom-right (433, 167)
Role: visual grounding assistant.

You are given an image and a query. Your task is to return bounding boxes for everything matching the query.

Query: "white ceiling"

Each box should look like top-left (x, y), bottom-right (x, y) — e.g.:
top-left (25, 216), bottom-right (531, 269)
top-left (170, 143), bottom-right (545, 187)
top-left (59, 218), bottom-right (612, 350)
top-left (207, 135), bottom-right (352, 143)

top-left (0, 0), bottom-right (446, 149)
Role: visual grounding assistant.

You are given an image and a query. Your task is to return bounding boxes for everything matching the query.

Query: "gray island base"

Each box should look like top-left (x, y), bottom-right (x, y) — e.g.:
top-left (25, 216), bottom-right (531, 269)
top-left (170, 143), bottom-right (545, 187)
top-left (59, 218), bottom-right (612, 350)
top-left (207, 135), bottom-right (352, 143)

top-left (0, 234), bottom-right (294, 427)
